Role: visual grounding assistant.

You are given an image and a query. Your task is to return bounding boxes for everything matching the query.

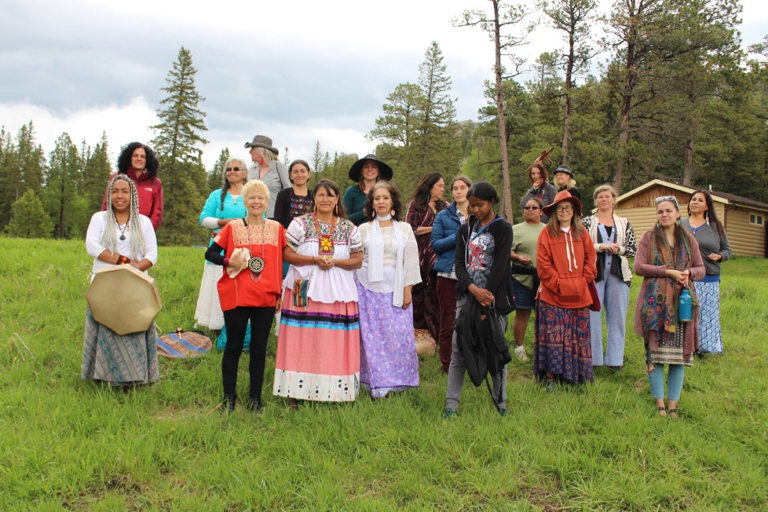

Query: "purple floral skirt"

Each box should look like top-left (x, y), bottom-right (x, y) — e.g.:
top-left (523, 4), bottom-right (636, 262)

top-left (356, 279), bottom-right (419, 398)
top-left (534, 301), bottom-right (593, 384)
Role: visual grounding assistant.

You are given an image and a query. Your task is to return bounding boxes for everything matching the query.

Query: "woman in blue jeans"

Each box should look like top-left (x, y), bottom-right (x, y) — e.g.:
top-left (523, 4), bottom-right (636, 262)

top-left (582, 184), bottom-right (636, 370)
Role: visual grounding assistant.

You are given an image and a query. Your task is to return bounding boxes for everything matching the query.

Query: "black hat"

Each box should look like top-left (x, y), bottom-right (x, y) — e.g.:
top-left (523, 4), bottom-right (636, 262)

top-left (244, 135), bottom-right (279, 155)
top-left (348, 154), bottom-right (393, 182)
top-left (553, 165), bottom-right (573, 177)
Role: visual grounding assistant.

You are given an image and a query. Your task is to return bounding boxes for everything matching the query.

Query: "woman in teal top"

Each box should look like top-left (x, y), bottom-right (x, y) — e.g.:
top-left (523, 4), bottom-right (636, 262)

top-left (194, 157), bottom-right (248, 331)
top-left (343, 154), bottom-right (393, 226)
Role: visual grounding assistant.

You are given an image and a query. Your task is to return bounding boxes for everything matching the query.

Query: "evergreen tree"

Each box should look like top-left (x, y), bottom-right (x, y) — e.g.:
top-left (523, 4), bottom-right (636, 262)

top-left (44, 133), bottom-right (85, 238)
top-left (6, 188), bottom-right (53, 238)
top-left (82, 132), bottom-right (112, 213)
top-left (208, 147), bottom-right (230, 193)
top-left (150, 47), bottom-right (209, 245)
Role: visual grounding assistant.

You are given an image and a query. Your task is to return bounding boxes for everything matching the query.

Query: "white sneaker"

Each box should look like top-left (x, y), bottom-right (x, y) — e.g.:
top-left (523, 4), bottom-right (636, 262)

top-left (514, 345), bottom-right (528, 361)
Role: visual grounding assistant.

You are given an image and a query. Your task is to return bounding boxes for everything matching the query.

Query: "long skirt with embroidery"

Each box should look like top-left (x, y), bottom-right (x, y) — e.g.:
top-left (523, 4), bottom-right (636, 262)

top-left (694, 279), bottom-right (723, 354)
top-left (534, 302), bottom-right (593, 384)
top-left (645, 322), bottom-right (694, 366)
top-left (81, 305), bottom-right (159, 385)
top-left (273, 288), bottom-right (360, 402)
top-left (355, 279), bottom-right (419, 398)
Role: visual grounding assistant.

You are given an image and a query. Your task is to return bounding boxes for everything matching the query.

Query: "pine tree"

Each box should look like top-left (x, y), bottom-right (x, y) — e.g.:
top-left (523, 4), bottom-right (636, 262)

top-left (82, 132), bottom-right (112, 213)
top-left (6, 188), bottom-right (53, 238)
top-left (44, 133), bottom-right (84, 238)
top-left (208, 147), bottom-right (230, 193)
top-left (150, 47), bottom-right (209, 245)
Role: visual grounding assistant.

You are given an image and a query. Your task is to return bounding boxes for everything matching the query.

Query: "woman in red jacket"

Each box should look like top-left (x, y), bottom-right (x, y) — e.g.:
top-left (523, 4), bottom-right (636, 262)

top-left (534, 190), bottom-right (597, 390)
top-left (103, 142), bottom-right (163, 230)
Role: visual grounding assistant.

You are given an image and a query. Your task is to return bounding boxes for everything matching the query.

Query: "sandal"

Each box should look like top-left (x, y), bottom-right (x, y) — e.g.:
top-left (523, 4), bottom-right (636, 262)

top-left (657, 406), bottom-right (667, 417)
top-left (668, 409), bottom-right (679, 419)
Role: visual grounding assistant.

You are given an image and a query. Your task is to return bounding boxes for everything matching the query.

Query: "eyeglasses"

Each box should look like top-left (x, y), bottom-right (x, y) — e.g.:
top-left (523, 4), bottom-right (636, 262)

top-left (523, 206), bottom-right (540, 210)
top-left (556, 204), bottom-right (573, 212)
top-left (226, 167), bottom-right (242, 172)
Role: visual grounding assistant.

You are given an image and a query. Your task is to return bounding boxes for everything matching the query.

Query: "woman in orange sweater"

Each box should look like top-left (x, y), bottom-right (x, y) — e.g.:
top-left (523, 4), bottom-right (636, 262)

top-left (534, 190), bottom-right (597, 389)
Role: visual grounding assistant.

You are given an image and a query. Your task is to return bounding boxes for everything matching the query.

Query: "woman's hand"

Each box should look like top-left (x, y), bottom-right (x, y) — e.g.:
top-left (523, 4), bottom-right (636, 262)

top-left (314, 255), bottom-right (335, 271)
top-left (666, 268), bottom-right (689, 286)
top-left (601, 243), bottom-right (620, 254)
top-left (229, 252), bottom-right (247, 270)
top-left (469, 284), bottom-right (494, 308)
top-left (275, 297), bottom-right (282, 312)
top-left (402, 286), bottom-right (413, 309)
top-left (708, 253), bottom-right (722, 262)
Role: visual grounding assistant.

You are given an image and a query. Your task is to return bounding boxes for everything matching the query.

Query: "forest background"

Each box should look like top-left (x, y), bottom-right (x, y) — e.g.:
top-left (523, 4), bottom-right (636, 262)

top-left (2, 0), bottom-right (768, 245)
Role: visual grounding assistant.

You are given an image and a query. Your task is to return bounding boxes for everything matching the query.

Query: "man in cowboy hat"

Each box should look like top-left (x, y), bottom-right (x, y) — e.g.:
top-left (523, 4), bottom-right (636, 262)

top-left (245, 135), bottom-right (290, 217)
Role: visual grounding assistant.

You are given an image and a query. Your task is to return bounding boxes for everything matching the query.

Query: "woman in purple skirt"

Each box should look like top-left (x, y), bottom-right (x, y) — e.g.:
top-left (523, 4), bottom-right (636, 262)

top-left (355, 181), bottom-right (421, 398)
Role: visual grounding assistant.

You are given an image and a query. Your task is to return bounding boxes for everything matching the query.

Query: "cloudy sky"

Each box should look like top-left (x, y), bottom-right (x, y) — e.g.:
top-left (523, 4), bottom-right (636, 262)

top-left (1, 0), bottom-right (766, 170)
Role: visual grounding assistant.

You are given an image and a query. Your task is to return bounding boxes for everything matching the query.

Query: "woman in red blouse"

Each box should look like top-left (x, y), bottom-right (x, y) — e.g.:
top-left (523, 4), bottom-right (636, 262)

top-left (205, 179), bottom-right (286, 413)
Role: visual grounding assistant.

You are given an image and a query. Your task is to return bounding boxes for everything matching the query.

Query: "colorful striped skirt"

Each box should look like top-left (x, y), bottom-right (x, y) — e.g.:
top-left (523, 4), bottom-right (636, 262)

top-left (356, 279), bottom-right (419, 398)
top-left (273, 289), bottom-right (360, 402)
top-left (534, 302), bottom-right (593, 384)
top-left (81, 306), bottom-right (159, 386)
top-left (695, 279), bottom-right (723, 354)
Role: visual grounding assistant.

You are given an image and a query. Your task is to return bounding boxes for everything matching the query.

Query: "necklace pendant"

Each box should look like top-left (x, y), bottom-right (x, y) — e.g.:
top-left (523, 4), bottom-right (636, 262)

top-left (119, 235), bottom-right (126, 241)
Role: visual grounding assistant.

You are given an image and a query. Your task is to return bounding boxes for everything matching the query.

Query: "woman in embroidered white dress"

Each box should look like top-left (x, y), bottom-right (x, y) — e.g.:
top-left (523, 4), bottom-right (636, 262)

top-left (355, 181), bottom-right (421, 398)
top-left (273, 179), bottom-right (363, 402)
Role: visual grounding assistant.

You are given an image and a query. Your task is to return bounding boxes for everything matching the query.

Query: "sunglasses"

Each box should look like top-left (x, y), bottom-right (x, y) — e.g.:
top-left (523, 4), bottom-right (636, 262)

top-left (226, 167), bottom-right (242, 172)
top-left (523, 206), bottom-right (540, 210)
top-left (656, 195), bottom-right (679, 208)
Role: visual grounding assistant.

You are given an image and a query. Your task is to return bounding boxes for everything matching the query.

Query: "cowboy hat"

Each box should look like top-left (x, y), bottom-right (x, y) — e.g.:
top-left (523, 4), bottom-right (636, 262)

top-left (542, 189), bottom-right (582, 218)
top-left (244, 135), bottom-right (279, 155)
top-left (348, 154), bottom-right (393, 182)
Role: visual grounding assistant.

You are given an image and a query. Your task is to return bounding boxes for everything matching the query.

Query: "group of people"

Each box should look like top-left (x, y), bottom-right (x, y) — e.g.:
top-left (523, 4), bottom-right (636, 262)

top-left (80, 136), bottom-right (731, 420)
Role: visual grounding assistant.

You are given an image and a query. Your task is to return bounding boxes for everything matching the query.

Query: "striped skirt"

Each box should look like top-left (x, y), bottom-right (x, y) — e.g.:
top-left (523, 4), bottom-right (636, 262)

top-left (273, 289), bottom-right (360, 402)
top-left (534, 302), bottom-right (593, 384)
top-left (81, 306), bottom-right (159, 386)
top-left (695, 279), bottom-right (723, 354)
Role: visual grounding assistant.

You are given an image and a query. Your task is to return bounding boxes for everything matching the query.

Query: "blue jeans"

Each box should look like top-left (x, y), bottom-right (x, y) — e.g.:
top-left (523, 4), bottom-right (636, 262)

top-left (589, 270), bottom-right (629, 366)
top-left (648, 364), bottom-right (685, 401)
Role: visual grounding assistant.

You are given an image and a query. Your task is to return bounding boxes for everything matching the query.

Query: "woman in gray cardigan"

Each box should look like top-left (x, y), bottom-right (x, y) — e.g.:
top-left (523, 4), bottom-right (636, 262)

top-left (682, 190), bottom-right (731, 354)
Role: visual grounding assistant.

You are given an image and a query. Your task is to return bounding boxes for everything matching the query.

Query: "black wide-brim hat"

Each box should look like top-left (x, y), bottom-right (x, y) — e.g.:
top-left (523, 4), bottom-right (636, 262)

top-left (542, 189), bottom-right (582, 218)
top-left (348, 154), bottom-right (393, 182)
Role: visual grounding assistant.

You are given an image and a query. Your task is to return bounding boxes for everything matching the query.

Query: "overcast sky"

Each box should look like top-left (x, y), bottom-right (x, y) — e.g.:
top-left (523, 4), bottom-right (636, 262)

top-left (1, 0), bottom-right (766, 171)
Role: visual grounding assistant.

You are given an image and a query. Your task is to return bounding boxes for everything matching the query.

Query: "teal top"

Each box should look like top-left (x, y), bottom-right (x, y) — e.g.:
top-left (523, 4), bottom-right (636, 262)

top-left (199, 189), bottom-right (248, 259)
top-left (343, 185), bottom-right (368, 226)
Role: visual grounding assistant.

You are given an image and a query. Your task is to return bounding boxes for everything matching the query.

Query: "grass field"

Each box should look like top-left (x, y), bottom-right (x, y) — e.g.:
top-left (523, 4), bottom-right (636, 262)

top-left (1, 237), bottom-right (766, 511)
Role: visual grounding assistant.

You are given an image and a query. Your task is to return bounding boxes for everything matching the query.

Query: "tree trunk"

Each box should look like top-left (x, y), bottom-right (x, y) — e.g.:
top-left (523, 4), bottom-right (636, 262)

top-left (614, 27), bottom-right (637, 193)
top-left (683, 137), bottom-right (693, 187)
top-left (492, 0), bottom-right (513, 222)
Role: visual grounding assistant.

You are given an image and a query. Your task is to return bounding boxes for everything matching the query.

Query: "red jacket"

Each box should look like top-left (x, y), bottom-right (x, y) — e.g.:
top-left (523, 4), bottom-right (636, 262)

top-left (536, 225), bottom-right (597, 309)
top-left (102, 169), bottom-right (163, 230)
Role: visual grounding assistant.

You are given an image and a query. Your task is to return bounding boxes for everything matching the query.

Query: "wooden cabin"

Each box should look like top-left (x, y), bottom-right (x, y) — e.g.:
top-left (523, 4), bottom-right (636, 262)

top-left (614, 179), bottom-right (768, 257)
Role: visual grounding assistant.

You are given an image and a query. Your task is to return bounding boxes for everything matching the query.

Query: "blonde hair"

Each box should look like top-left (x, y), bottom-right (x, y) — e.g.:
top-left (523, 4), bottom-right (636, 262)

top-left (241, 179), bottom-right (271, 204)
top-left (593, 184), bottom-right (617, 201)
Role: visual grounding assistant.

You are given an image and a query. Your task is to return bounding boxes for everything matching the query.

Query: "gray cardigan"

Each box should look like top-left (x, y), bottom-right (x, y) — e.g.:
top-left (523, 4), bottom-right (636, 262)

top-left (681, 218), bottom-right (731, 276)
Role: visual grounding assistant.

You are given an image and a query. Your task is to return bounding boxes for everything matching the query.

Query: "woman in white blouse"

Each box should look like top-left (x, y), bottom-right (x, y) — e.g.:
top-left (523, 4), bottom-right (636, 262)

top-left (82, 174), bottom-right (158, 386)
top-left (355, 181), bottom-right (421, 398)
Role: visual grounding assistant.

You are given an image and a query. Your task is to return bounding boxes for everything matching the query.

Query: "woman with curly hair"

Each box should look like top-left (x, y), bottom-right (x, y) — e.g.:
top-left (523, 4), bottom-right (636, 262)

top-left (406, 172), bottom-right (447, 341)
top-left (682, 189), bottom-right (731, 355)
top-left (102, 142), bottom-right (163, 230)
top-left (355, 181), bottom-right (421, 397)
top-left (635, 196), bottom-right (705, 418)
top-left (582, 184), bottom-right (637, 370)
top-left (83, 174), bottom-right (158, 386)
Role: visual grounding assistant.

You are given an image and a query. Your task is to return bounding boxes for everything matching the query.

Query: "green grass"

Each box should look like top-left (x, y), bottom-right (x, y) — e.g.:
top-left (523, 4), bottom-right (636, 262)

top-left (1, 238), bottom-right (766, 511)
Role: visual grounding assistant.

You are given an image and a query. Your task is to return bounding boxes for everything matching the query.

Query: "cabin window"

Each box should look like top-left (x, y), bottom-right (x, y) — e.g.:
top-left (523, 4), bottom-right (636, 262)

top-left (750, 214), bottom-right (764, 225)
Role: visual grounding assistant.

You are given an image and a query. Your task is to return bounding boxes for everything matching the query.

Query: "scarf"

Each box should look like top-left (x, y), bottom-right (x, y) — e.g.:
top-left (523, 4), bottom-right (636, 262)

top-left (368, 215), bottom-right (406, 306)
top-left (641, 233), bottom-right (690, 335)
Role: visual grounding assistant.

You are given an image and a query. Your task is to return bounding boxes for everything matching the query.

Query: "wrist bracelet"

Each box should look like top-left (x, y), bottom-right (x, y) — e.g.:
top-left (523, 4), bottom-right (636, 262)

top-left (223, 257), bottom-right (230, 266)
top-left (116, 255), bottom-right (131, 265)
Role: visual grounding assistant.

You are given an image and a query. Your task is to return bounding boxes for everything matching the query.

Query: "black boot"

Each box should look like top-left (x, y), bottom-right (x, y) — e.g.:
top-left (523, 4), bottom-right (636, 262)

top-left (248, 396), bottom-right (262, 414)
top-left (222, 394), bottom-right (236, 413)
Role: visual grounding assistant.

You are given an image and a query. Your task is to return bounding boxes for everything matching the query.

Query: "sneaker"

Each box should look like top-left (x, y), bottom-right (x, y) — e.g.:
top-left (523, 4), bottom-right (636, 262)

top-left (514, 345), bottom-right (528, 361)
top-left (498, 407), bottom-right (507, 417)
top-left (443, 408), bottom-right (457, 419)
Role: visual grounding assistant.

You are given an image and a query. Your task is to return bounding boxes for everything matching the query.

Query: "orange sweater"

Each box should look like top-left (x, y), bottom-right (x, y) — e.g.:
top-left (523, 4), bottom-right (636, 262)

top-left (536, 226), bottom-right (597, 309)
